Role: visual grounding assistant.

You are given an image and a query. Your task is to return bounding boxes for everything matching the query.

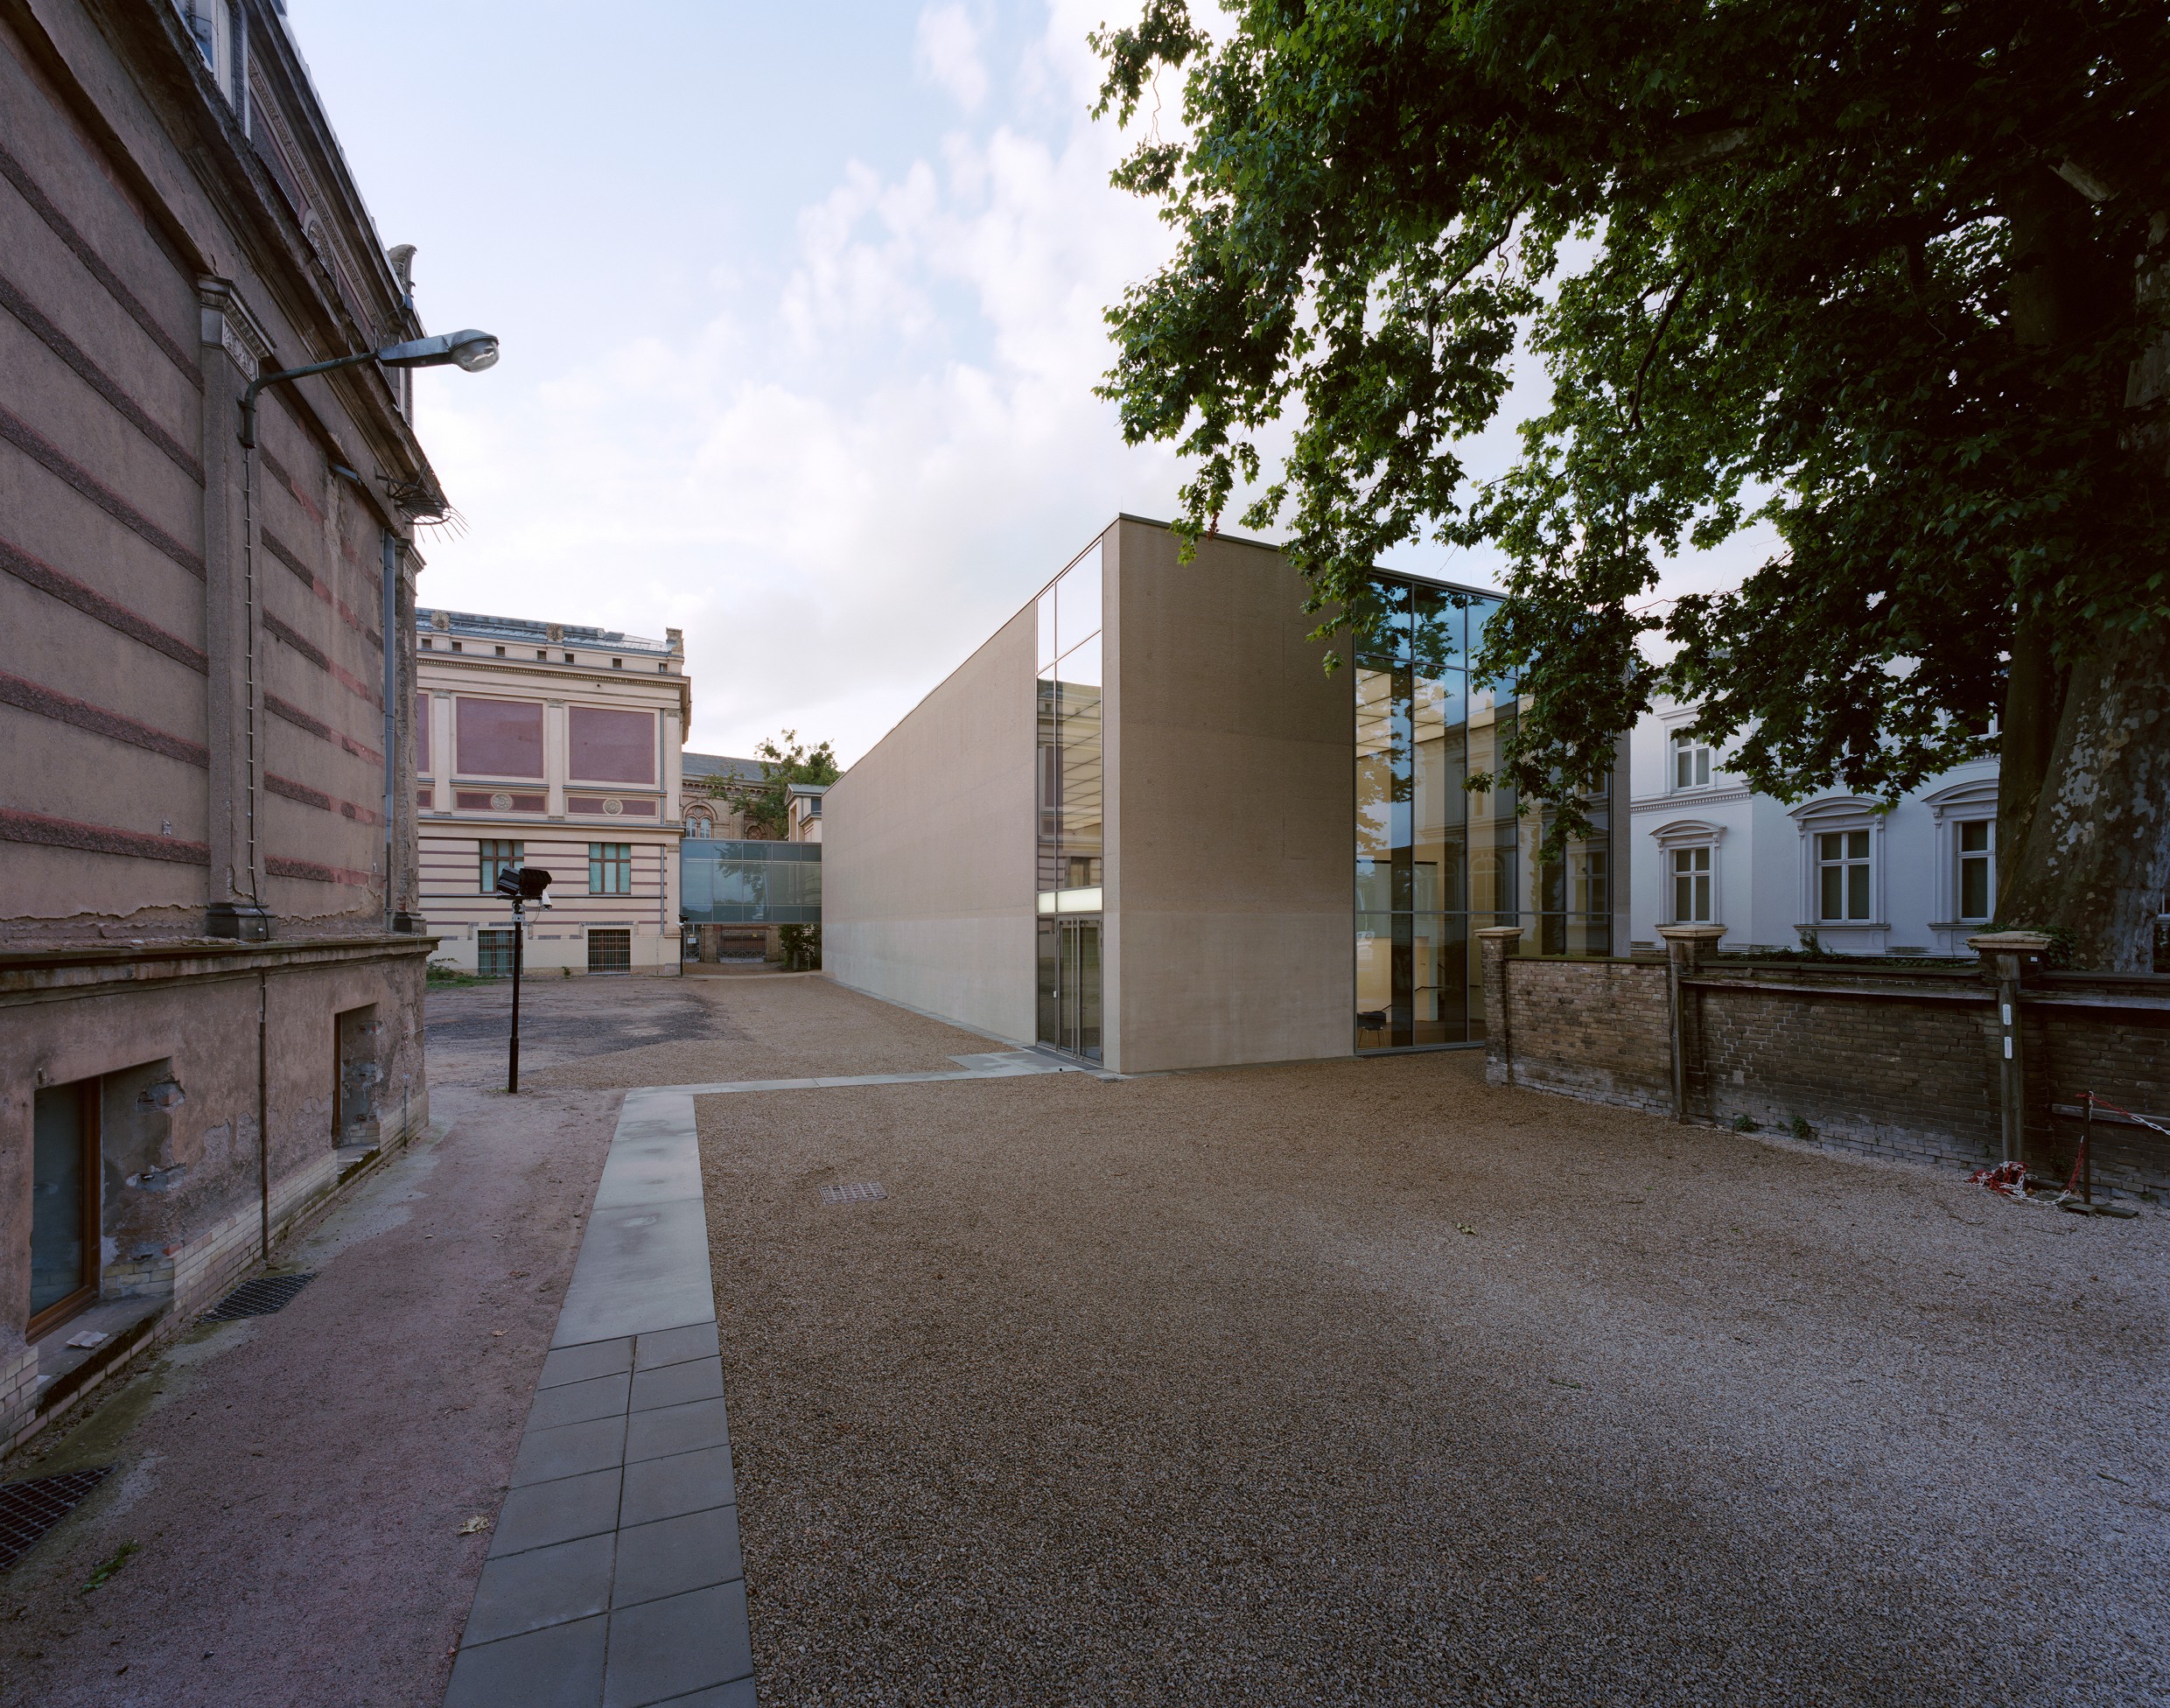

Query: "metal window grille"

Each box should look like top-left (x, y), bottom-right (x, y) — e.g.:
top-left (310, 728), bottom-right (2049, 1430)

top-left (477, 928), bottom-right (517, 978)
top-left (587, 928), bottom-right (632, 974)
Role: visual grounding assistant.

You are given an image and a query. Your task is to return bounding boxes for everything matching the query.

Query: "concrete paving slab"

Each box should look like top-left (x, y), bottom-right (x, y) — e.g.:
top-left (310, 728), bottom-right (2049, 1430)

top-left (620, 1446), bottom-right (735, 1528)
top-left (528, 1370), bottom-right (634, 1432)
top-left (626, 1396), bottom-right (732, 1464)
top-left (464, 1532), bottom-right (616, 1644)
top-left (511, 1415), bottom-right (628, 1488)
top-left (538, 1337), bottom-right (636, 1390)
top-left (634, 1320), bottom-right (721, 1371)
top-left (603, 1582), bottom-right (753, 1708)
top-left (550, 1199), bottom-right (715, 1348)
top-left (631, 1356), bottom-right (725, 1413)
top-left (491, 1467), bottom-right (625, 1558)
top-left (612, 1506), bottom-right (743, 1610)
top-left (443, 1615), bottom-right (608, 1708)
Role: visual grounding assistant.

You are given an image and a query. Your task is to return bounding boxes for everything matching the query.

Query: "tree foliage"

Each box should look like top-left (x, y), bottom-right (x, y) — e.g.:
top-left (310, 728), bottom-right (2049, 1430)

top-left (1091, 1), bottom-right (2170, 865)
top-left (704, 730), bottom-right (838, 840)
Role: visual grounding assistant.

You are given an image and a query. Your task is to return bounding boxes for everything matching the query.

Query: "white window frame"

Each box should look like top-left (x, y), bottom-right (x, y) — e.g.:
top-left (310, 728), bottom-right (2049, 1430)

top-left (1921, 776), bottom-right (2000, 927)
top-left (1670, 730), bottom-right (1716, 792)
top-left (1788, 797), bottom-right (1886, 933)
top-left (1652, 820), bottom-right (1725, 928)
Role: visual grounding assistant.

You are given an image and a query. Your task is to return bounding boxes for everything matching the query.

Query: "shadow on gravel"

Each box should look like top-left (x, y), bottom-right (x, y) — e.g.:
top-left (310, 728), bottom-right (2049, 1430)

top-left (427, 979), bottom-right (748, 1084)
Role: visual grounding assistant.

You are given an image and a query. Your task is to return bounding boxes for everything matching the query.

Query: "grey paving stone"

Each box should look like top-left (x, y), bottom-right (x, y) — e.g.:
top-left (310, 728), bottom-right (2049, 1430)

top-left (591, 1133), bottom-right (704, 1210)
top-left (626, 1397), bottom-right (730, 1464)
top-left (528, 1369), bottom-right (633, 1432)
top-left (553, 1199), bottom-right (716, 1349)
top-left (630, 1356), bottom-right (724, 1413)
top-left (634, 1320), bottom-right (719, 1372)
top-left (602, 1580), bottom-right (753, 1708)
top-left (443, 1615), bottom-right (606, 1708)
top-left (490, 1466), bottom-right (623, 1558)
top-left (612, 1505), bottom-right (743, 1609)
top-left (463, 1532), bottom-right (616, 1645)
top-left (511, 1414), bottom-right (628, 1488)
top-left (645, 1680), bottom-right (758, 1708)
top-left (620, 1446), bottom-right (735, 1528)
top-left (537, 1336), bottom-right (634, 1390)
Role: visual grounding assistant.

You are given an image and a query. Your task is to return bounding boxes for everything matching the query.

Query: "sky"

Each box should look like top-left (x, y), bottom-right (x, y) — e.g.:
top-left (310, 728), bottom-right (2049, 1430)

top-left (287, 1), bottom-right (1754, 763)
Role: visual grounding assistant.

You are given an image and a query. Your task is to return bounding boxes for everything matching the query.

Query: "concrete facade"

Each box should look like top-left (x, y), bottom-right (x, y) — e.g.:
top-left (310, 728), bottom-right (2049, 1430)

top-left (824, 517), bottom-right (1357, 1074)
top-left (1, 0), bottom-right (452, 1449)
top-left (416, 609), bottom-right (690, 977)
top-left (823, 606), bottom-right (1040, 1043)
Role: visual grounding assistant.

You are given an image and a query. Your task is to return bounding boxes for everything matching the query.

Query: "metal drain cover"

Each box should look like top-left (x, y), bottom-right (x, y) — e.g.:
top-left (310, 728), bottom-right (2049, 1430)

top-left (200, 1271), bottom-right (317, 1322)
top-left (0, 1466), bottom-right (113, 1572)
top-left (821, 1182), bottom-right (886, 1205)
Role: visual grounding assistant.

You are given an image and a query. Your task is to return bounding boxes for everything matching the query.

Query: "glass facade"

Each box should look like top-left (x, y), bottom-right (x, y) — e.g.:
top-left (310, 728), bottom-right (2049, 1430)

top-left (1035, 542), bottom-right (1104, 1058)
top-left (681, 839), bottom-right (822, 923)
top-left (1354, 572), bottom-right (1611, 1053)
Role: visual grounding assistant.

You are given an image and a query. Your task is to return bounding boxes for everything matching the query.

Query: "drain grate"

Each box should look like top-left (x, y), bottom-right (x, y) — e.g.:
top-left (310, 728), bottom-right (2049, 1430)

top-left (200, 1271), bottom-right (317, 1323)
top-left (0, 1466), bottom-right (113, 1572)
top-left (821, 1182), bottom-right (886, 1206)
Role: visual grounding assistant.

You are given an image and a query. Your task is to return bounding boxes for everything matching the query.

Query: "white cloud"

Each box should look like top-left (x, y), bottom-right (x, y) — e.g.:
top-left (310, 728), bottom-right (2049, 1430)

top-left (913, 3), bottom-right (988, 112)
top-left (416, 3), bottom-right (1186, 766)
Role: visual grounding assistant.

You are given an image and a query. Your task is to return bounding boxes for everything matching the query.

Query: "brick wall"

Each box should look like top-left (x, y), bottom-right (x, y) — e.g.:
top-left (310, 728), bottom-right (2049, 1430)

top-left (1482, 935), bottom-right (2168, 1208)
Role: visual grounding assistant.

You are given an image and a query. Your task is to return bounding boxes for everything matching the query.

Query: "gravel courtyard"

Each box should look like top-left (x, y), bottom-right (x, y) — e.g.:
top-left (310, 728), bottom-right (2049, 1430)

top-left (681, 978), bottom-right (2167, 1707)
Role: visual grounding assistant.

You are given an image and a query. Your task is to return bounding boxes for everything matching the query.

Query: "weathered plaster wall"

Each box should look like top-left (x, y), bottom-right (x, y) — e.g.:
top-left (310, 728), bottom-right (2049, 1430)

top-left (822, 607), bottom-right (1038, 1045)
top-left (1107, 520), bottom-right (1354, 1074)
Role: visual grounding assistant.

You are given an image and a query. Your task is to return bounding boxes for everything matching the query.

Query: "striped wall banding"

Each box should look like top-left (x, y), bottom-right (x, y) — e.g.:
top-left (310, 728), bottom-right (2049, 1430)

top-left (261, 527), bottom-right (382, 648)
top-left (0, 141), bottom-right (200, 386)
top-left (0, 807), bottom-right (208, 865)
top-left (259, 445), bottom-right (326, 528)
top-left (0, 534), bottom-right (207, 673)
top-left (0, 404), bottom-right (205, 578)
top-left (264, 693), bottom-right (383, 766)
top-left (266, 770), bottom-right (381, 825)
top-left (0, 270), bottom-right (203, 483)
top-left (267, 855), bottom-right (374, 887)
top-left (0, 668), bottom-right (207, 766)
top-left (262, 610), bottom-right (382, 710)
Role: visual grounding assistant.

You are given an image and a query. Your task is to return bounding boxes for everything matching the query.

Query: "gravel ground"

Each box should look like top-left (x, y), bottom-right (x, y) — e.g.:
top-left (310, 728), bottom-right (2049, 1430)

top-left (0, 1004), bottom-right (620, 1708)
top-left (690, 981), bottom-right (2170, 1707)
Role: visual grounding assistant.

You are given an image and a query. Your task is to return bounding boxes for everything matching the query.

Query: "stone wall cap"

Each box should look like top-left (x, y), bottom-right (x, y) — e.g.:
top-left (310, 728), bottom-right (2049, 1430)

top-left (1656, 924), bottom-right (1728, 942)
top-left (1965, 931), bottom-right (2054, 951)
top-left (1474, 926), bottom-right (1524, 940)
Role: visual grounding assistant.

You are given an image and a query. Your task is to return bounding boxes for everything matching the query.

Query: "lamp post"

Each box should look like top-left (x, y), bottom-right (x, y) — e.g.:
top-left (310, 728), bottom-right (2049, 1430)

top-left (494, 865), bottom-right (554, 1092)
top-left (237, 328), bottom-right (500, 448)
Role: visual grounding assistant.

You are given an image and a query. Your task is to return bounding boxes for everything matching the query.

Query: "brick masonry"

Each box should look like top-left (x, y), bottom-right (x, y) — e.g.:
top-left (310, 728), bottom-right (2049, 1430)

top-left (1481, 933), bottom-right (2169, 1207)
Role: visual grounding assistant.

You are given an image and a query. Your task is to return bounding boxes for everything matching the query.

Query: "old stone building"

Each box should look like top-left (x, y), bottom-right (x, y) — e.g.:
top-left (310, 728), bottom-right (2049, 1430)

top-left (1, 1), bottom-right (465, 1448)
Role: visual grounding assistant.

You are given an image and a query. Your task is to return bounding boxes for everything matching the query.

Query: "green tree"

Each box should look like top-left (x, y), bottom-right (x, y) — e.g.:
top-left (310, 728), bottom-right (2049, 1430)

top-left (1093, 1), bottom-right (2170, 969)
top-left (706, 730), bottom-right (838, 840)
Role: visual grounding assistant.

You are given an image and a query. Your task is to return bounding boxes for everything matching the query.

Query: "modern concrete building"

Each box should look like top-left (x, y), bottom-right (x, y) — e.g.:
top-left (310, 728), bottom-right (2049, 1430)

top-left (3, 0), bottom-right (453, 1447)
top-left (822, 516), bottom-right (1623, 1074)
top-left (1627, 700), bottom-right (2005, 957)
top-left (416, 609), bottom-right (690, 976)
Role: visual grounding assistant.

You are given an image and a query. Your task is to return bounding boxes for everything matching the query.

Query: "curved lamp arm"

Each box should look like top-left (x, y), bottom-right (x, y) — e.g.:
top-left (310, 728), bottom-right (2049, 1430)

top-left (238, 329), bottom-right (499, 447)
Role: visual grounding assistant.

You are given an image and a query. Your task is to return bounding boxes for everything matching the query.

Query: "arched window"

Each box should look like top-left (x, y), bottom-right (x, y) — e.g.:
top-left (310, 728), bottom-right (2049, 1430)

top-left (684, 807), bottom-right (715, 839)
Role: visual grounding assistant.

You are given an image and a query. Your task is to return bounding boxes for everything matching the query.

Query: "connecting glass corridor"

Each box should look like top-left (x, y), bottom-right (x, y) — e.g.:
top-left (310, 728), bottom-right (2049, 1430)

top-left (1354, 573), bottom-right (1611, 1052)
top-left (1023, 543), bottom-right (1609, 1065)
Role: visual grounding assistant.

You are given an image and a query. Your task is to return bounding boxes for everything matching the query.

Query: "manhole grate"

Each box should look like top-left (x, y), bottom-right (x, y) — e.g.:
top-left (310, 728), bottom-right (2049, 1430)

top-left (200, 1271), bottom-right (317, 1322)
top-left (0, 1466), bottom-right (112, 1572)
top-left (820, 1182), bottom-right (886, 1206)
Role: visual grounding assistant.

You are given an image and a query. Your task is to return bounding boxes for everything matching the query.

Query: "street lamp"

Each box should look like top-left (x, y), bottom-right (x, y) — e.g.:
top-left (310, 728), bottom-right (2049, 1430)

top-left (494, 865), bottom-right (554, 1093)
top-left (237, 328), bottom-right (500, 446)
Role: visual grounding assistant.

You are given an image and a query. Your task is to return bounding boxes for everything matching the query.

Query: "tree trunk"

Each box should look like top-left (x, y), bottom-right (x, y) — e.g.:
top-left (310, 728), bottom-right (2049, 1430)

top-left (1998, 627), bottom-right (2170, 971)
top-left (1996, 619), bottom-right (2068, 894)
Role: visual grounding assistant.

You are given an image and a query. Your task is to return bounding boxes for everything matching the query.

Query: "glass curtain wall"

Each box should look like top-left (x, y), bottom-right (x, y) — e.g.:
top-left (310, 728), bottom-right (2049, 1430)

top-left (1035, 543), bottom-right (1103, 1060)
top-left (1353, 573), bottom-right (1612, 1053)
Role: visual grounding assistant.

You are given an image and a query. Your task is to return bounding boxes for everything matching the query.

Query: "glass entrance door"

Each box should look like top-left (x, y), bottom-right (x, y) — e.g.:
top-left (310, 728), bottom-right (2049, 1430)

top-left (1036, 918), bottom-right (1102, 1061)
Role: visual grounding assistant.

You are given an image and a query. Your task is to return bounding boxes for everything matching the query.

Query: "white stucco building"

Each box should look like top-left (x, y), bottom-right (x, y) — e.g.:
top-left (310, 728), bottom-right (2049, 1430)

top-left (1628, 700), bottom-right (2001, 957)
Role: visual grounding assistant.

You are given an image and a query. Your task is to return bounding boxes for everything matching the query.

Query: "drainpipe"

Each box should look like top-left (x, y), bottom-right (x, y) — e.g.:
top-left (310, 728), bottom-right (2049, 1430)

top-left (257, 967), bottom-right (270, 1257)
top-left (382, 530), bottom-right (399, 933)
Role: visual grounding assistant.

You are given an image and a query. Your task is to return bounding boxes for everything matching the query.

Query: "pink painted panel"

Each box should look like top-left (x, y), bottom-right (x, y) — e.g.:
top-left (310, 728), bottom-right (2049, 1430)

top-left (455, 696), bottom-right (544, 778)
top-left (569, 705), bottom-right (654, 784)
